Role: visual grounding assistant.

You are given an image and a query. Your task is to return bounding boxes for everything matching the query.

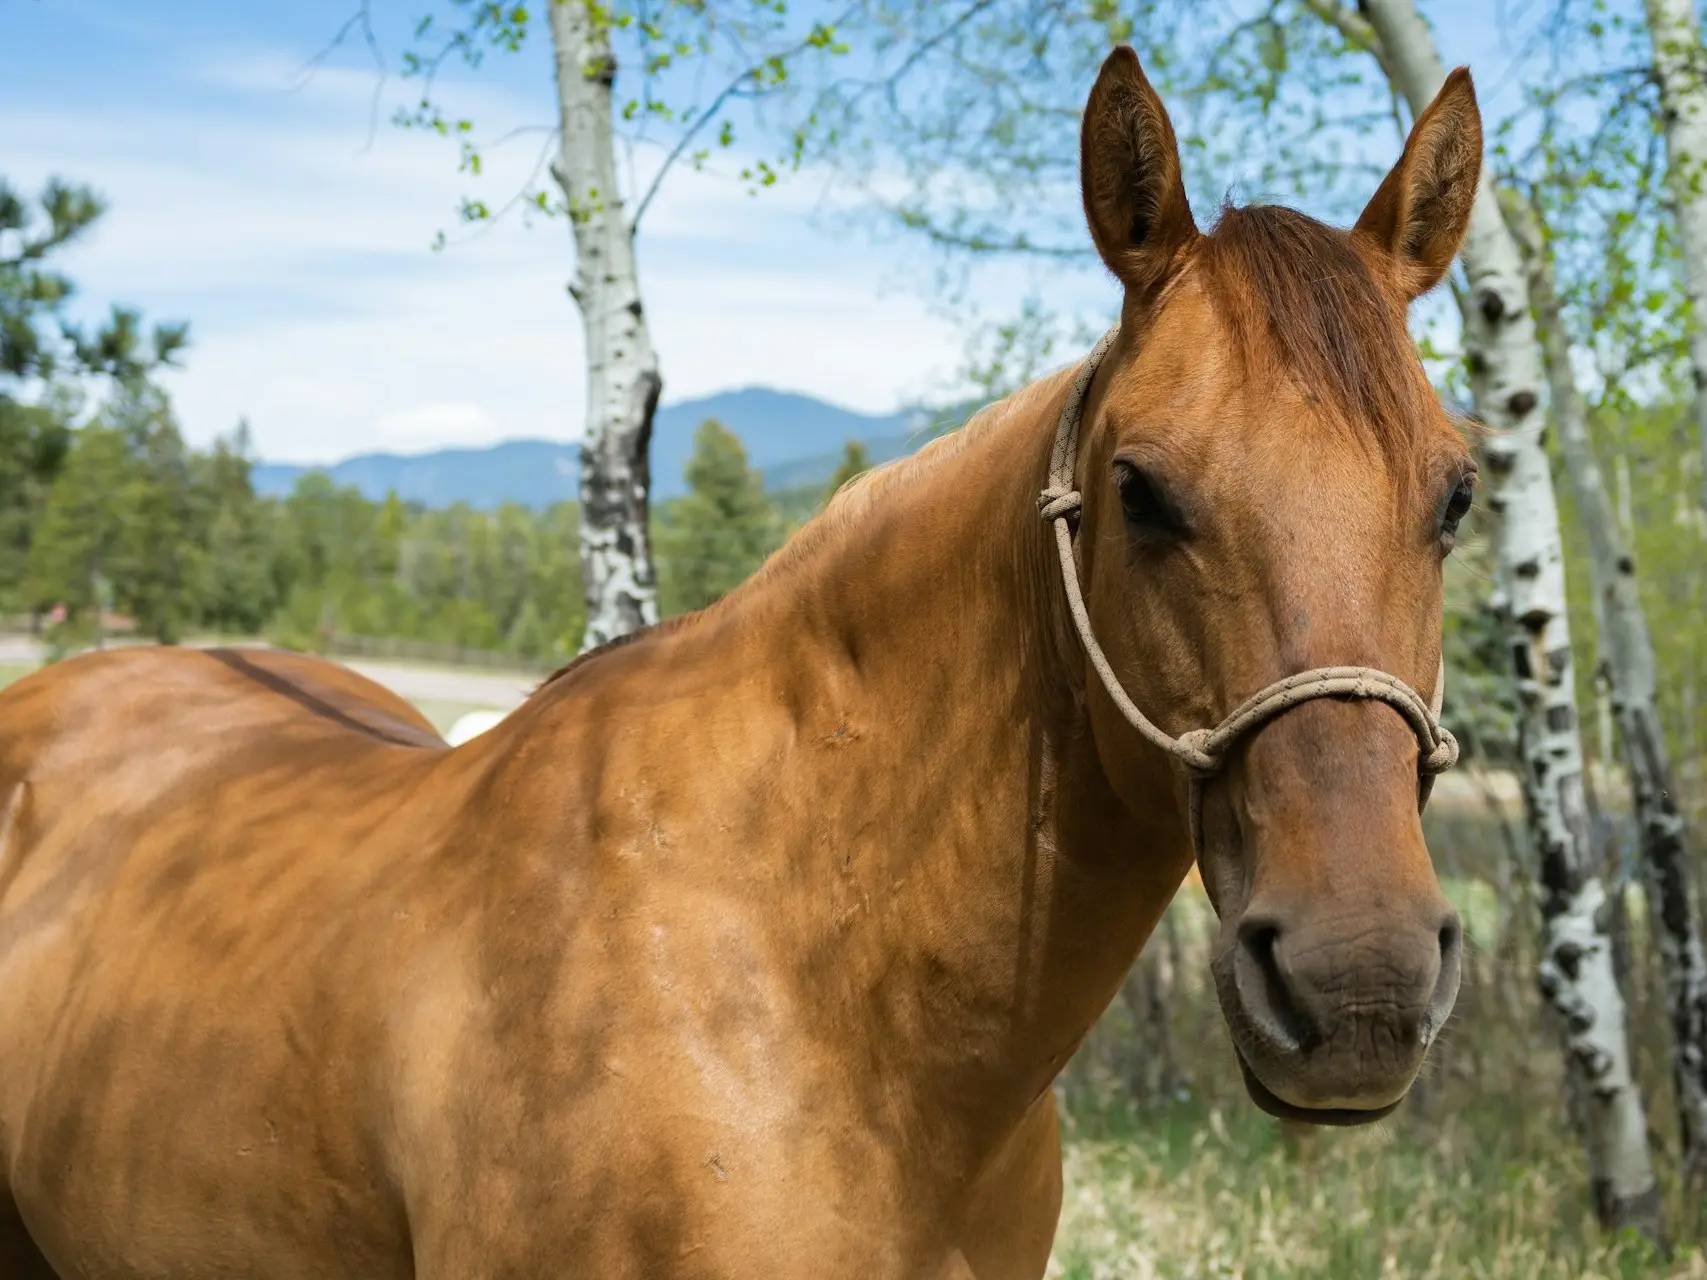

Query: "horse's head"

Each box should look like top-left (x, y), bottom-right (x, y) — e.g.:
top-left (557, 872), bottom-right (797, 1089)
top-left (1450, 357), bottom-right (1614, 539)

top-left (1071, 48), bottom-right (1480, 1124)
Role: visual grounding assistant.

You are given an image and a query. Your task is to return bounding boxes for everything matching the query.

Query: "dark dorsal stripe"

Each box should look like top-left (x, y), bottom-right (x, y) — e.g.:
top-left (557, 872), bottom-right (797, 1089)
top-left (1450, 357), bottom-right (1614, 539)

top-left (203, 648), bottom-right (445, 750)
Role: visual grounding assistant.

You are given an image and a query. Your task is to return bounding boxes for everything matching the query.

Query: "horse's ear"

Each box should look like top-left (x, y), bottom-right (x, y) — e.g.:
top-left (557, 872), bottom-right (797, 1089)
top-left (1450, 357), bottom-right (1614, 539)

top-left (1354, 67), bottom-right (1482, 300)
top-left (1080, 46), bottom-right (1198, 296)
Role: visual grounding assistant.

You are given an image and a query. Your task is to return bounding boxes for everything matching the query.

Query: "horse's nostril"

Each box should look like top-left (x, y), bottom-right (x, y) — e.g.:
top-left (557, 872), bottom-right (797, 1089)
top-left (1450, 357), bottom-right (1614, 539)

top-left (1423, 911), bottom-right (1465, 1047)
top-left (1438, 914), bottom-right (1464, 968)
top-left (1236, 918), bottom-right (1315, 1054)
top-left (1239, 919), bottom-right (1280, 972)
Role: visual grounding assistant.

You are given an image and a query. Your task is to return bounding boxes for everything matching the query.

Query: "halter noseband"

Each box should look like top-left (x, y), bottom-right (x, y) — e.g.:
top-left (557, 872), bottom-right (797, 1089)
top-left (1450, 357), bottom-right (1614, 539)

top-left (1037, 327), bottom-right (1460, 856)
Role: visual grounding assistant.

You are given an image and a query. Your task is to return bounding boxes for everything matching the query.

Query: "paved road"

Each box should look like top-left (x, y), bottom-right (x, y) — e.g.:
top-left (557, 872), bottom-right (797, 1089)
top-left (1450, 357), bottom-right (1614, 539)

top-left (339, 659), bottom-right (535, 710)
top-left (0, 637), bottom-right (42, 663)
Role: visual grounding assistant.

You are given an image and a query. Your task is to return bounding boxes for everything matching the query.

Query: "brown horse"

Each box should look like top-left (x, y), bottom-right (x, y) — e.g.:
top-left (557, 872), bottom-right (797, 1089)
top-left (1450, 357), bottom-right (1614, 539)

top-left (0, 49), bottom-right (1481, 1279)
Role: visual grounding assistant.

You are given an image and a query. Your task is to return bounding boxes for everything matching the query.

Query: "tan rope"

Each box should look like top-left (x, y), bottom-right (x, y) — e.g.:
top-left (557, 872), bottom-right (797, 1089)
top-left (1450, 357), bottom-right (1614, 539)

top-left (1037, 327), bottom-right (1460, 854)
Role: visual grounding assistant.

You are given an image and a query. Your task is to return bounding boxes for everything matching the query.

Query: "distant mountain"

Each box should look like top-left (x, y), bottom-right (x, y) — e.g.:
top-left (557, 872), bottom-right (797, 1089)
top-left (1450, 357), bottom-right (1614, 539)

top-left (252, 440), bottom-right (581, 509)
top-left (252, 387), bottom-right (942, 508)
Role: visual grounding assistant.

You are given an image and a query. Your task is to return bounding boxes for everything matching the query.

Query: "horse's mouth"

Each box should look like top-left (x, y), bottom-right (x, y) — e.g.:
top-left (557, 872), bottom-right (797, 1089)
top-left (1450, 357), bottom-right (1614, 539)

top-left (1234, 1050), bottom-right (1404, 1128)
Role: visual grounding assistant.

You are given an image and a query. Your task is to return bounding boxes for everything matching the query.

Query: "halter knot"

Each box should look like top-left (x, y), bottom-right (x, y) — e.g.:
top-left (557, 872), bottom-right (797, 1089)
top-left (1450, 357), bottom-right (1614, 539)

top-left (1036, 487), bottom-right (1082, 522)
top-left (1423, 730), bottom-right (1460, 775)
top-left (1170, 728), bottom-right (1220, 776)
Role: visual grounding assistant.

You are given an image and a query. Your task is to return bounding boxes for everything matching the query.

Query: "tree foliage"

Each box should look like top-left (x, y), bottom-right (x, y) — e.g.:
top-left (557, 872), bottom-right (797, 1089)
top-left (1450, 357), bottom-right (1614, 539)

top-left (823, 437), bottom-right (870, 502)
top-left (0, 174), bottom-right (190, 622)
top-left (333, 0), bottom-right (858, 247)
top-left (656, 417), bottom-right (785, 613)
top-left (5, 396), bottom-right (814, 661)
top-left (1, 178), bottom-right (188, 386)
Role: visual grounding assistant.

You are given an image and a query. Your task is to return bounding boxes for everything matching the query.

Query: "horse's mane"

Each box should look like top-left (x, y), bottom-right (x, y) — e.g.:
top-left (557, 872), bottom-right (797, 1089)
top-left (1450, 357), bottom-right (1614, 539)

top-left (745, 370), bottom-right (1077, 592)
top-left (1192, 202), bottom-right (1433, 460)
top-left (533, 375), bottom-right (1073, 695)
top-left (537, 613), bottom-right (693, 690)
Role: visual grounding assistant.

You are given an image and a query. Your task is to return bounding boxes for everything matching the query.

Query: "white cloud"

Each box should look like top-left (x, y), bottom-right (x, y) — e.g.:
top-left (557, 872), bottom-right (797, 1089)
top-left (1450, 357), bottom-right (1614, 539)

top-left (187, 48), bottom-right (384, 101)
top-left (376, 401), bottom-right (504, 448)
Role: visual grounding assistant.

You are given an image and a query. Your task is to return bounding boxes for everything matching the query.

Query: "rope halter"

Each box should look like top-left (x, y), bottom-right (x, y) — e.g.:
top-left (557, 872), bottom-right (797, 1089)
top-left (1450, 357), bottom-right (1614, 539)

top-left (1038, 327), bottom-right (1460, 857)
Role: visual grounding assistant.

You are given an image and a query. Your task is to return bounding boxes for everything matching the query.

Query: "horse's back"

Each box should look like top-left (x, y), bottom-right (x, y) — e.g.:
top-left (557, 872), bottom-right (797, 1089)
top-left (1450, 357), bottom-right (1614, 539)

top-left (0, 643), bottom-right (449, 937)
top-left (0, 645), bottom-right (452, 1277)
top-left (0, 642), bottom-right (443, 759)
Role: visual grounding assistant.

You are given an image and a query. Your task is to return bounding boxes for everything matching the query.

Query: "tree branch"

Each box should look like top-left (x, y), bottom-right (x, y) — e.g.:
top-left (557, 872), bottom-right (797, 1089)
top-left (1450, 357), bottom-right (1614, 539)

top-left (1294, 0), bottom-right (1396, 80)
top-left (884, 207), bottom-right (1092, 260)
top-left (629, 64), bottom-right (763, 234)
top-left (306, 1), bottom-right (388, 150)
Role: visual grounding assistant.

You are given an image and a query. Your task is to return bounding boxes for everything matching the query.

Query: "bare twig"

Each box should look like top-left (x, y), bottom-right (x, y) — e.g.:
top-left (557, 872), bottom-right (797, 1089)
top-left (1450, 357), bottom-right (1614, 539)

top-left (304, 1), bottom-right (388, 151)
top-left (630, 64), bottom-right (764, 232)
top-left (1294, 0), bottom-right (1396, 81)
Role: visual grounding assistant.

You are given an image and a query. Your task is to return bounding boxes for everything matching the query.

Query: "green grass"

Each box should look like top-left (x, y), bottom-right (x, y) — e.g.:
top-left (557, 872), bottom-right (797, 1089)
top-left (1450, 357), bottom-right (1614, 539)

top-left (1049, 1094), bottom-right (1698, 1279)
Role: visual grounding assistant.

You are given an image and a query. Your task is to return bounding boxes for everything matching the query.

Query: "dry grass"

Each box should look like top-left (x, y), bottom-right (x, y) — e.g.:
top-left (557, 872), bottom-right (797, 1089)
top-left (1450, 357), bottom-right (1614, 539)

top-left (1049, 1095), bottom-right (1703, 1279)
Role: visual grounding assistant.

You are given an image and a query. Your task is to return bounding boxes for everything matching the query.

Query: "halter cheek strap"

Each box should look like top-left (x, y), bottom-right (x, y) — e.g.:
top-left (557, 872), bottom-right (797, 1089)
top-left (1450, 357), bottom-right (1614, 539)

top-left (1037, 327), bottom-right (1460, 858)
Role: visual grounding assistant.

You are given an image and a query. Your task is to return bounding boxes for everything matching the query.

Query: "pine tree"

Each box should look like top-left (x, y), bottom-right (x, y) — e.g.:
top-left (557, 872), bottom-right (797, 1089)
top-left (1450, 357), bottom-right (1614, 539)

top-left (823, 439), bottom-right (872, 504)
top-left (1, 178), bottom-right (104, 382)
top-left (113, 393), bottom-right (198, 643)
top-left (506, 597), bottom-right (556, 661)
top-left (2, 177), bottom-right (187, 626)
top-left (656, 419), bottom-right (784, 615)
top-left (193, 423), bottom-right (275, 635)
top-left (1, 178), bottom-right (186, 387)
top-left (26, 417), bottom-right (131, 648)
top-left (0, 394), bottom-right (71, 612)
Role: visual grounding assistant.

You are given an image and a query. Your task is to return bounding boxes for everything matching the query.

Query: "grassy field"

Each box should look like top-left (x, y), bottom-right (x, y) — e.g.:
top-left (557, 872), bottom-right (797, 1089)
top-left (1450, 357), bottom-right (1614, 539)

top-left (1047, 1091), bottom-right (1703, 1279)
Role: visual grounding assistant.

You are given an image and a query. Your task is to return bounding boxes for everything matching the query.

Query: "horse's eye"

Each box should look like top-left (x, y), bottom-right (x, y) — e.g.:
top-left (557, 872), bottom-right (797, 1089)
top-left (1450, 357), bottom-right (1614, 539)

top-left (1115, 463), bottom-right (1184, 538)
top-left (1441, 476), bottom-right (1475, 545)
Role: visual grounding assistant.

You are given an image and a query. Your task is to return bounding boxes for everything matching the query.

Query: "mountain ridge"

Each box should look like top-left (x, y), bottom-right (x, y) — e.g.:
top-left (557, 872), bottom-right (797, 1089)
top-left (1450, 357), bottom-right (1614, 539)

top-left (252, 387), bottom-right (946, 508)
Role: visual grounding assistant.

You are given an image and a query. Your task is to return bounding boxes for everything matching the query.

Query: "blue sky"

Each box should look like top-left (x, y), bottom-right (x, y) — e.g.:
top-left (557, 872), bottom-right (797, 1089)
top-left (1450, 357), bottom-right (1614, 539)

top-left (7, 0), bottom-right (1535, 463)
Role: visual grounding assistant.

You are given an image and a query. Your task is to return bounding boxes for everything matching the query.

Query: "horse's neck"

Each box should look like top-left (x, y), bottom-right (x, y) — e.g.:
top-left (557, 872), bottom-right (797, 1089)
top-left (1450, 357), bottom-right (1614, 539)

top-left (759, 382), bottom-right (1190, 1155)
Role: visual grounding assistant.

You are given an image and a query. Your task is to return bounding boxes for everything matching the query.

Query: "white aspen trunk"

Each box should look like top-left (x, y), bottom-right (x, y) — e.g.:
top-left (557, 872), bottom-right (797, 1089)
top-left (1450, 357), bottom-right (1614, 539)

top-left (1644, 0), bottom-right (1707, 507)
top-left (1517, 207), bottom-right (1707, 1180)
top-left (548, 0), bottom-right (662, 652)
top-left (1355, 0), bottom-right (1662, 1235)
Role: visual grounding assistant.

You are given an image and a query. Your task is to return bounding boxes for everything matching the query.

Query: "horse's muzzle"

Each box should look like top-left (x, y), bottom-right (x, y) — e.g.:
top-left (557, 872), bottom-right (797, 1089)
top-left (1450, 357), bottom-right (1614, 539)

top-left (1213, 900), bottom-right (1463, 1121)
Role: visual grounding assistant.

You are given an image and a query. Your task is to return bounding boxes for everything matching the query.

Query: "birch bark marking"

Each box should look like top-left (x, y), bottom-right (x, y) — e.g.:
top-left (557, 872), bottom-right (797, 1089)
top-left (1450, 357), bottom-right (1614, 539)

top-left (1352, 0), bottom-right (1663, 1235)
top-left (548, 0), bottom-right (662, 652)
top-left (1645, 0), bottom-right (1707, 505)
top-left (1516, 206), bottom-right (1707, 1182)
top-left (1529, 210), bottom-right (1707, 1181)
